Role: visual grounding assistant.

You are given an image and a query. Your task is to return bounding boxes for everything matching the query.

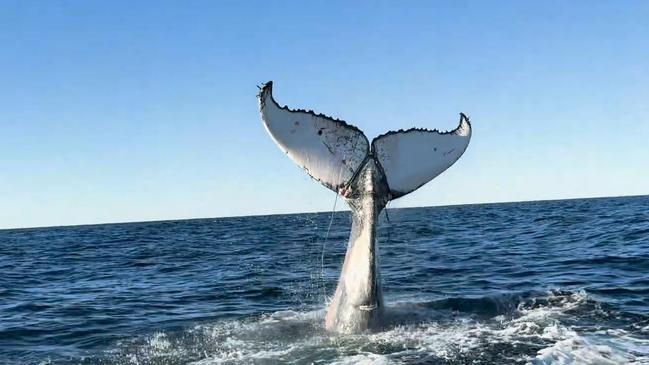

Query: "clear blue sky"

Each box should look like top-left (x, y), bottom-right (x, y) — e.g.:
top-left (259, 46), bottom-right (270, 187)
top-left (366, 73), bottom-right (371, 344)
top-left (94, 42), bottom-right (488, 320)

top-left (1, 1), bottom-right (648, 229)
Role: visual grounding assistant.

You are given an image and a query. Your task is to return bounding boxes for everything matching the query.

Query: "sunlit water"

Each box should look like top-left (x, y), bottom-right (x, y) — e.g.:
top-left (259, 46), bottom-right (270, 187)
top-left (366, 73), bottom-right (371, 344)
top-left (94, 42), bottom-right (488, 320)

top-left (1, 196), bottom-right (648, 364)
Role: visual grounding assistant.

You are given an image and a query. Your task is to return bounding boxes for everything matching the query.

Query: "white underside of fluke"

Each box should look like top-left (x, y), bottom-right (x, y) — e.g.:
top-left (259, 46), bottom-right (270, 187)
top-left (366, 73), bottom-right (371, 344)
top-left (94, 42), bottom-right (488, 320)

top-left (372, 115), bottom-right (471, 198)
top-left (258, 82), bottom-right (369, 192)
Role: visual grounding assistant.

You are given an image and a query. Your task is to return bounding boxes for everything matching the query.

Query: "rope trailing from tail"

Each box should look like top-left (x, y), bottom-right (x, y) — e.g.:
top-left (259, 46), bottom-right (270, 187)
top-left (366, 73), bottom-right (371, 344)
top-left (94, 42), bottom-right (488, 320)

top-left (321, 192), bottom-right (338, 302)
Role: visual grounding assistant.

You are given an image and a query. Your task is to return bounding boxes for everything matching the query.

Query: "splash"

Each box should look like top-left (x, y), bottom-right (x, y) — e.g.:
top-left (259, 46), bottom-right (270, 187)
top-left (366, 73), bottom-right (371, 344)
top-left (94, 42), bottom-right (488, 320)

top-left (95, 290), bottom-right (647, 364)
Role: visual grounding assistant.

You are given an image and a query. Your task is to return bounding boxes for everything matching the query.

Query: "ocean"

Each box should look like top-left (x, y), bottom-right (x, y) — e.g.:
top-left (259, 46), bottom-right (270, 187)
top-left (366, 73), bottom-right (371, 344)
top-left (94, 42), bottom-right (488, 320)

top-left (1, 195), bottom-right (648, 364)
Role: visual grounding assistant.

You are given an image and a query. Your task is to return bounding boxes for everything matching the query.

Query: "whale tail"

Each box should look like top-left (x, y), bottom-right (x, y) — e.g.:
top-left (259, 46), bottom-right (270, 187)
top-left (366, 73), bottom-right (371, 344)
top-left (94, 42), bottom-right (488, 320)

top-left (257, 81), bottom-right (472, 199)
top-left (258, 81), bottom-right (472, 333)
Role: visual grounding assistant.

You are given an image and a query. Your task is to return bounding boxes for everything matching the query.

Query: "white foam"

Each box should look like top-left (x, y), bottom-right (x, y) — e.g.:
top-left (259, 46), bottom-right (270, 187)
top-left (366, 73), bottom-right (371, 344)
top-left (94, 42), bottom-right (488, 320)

top-left (329, 353), bottom-right (391, 365)
top-left (530, 335), bottom-right (628, 365)
top-left (148, 332), bottom-right (171, 352)
top-left (105, 291), bottom-right (646, 364)
top-left (518, 291), bottom-right (640, 365)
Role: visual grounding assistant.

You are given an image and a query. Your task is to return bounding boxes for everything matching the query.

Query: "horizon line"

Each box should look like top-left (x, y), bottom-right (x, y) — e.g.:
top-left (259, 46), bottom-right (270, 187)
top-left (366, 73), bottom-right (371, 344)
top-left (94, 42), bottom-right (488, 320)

top-left (2, 193), bottom-right (647, 232)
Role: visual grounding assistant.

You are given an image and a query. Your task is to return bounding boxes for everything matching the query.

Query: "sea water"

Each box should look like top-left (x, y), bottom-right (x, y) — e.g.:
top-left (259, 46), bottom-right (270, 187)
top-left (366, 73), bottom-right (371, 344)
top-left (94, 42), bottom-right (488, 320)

top-left (1, 196), bottom-right (648, 364)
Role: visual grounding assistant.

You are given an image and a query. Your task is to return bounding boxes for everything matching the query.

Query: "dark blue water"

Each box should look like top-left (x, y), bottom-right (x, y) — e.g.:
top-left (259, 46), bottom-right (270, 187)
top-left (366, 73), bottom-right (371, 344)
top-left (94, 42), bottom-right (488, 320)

top-left (1, 196), bottom-right (648, 364)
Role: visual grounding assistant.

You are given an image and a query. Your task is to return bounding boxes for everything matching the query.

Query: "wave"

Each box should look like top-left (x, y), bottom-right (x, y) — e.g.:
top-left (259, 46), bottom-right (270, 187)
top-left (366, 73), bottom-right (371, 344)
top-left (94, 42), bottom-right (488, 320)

top-left (85, 290), bottom-right (648, 365)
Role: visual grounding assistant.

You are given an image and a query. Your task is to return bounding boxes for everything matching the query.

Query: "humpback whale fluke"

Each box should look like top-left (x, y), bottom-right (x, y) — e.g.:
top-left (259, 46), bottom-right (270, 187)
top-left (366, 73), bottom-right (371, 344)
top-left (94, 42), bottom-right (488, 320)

top-left (257, 81), bottom-right (471, 333)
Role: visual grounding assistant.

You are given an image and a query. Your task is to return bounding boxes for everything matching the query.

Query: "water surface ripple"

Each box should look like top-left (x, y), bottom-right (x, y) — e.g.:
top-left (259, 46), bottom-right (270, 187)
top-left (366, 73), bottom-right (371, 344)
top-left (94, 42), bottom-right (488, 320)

top-left (1, 196), bottom-right (648, 364)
